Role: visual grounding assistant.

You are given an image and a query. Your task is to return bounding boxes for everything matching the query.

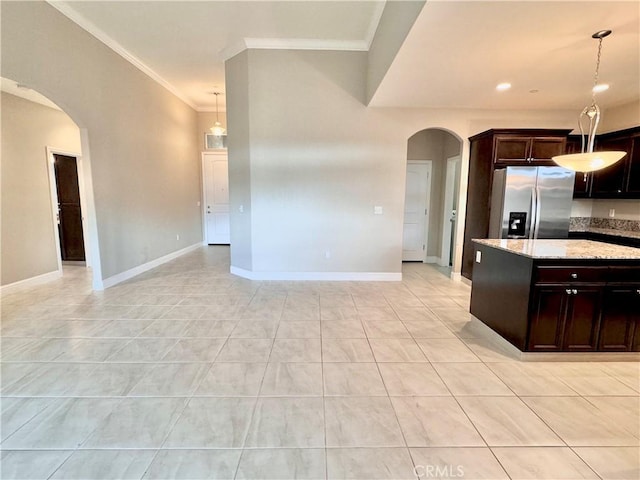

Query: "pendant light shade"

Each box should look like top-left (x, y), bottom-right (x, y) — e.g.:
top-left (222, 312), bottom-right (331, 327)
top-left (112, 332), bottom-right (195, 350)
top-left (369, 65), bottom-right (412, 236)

top-left (552, 150), bottom-right (626, 173)
top-left (552, 30), bottom-right (626, 173)
top-left (209, 92), bottom-right (226, 136)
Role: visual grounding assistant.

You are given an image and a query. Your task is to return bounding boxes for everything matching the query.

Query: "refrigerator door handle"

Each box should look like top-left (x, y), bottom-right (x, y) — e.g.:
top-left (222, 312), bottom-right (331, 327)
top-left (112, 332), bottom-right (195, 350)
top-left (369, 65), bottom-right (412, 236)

top-left (528, 186), bottom-right (537, 240)
top-left (533, 185), bottom-right (542, 239)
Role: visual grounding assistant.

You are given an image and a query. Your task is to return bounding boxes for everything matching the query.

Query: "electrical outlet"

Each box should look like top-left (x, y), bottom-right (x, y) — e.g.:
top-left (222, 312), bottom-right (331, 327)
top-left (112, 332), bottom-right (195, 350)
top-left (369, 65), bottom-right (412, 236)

top-left (374, 206), bottom-right (383, 215)
top-left (176, 234), bottom-right (180, 240)
top-left (475, 251), bottom-right (482, 263)
top-left (609, 208), bottom-right (615, 218)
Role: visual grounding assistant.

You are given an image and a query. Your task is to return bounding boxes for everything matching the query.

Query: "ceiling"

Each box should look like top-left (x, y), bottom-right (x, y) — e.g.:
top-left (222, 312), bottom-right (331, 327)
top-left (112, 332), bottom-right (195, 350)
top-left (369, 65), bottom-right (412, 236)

top-left (48, 1), bottom-right (639, 112)
top-left (54, 1), bottom-right (385, 110)
top-left (370, 1), bottom-right (640, 111)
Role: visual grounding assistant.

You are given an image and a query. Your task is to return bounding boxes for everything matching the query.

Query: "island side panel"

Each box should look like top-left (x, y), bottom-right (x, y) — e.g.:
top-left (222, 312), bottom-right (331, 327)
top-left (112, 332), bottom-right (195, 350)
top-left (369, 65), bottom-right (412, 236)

top-left (470, 244), bottom-right (533, 350)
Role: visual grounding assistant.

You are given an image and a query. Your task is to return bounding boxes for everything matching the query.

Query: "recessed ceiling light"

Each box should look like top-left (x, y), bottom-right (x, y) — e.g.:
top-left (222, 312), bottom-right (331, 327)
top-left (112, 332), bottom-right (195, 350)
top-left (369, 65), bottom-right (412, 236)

top-left (496, 83), bottom-right (511, 91)
top-left (593, 84), bottom-right (609, 93)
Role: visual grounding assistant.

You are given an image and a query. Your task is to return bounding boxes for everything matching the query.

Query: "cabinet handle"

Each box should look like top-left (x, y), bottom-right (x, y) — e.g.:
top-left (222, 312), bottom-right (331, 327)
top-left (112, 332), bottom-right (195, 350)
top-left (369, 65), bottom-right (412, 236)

top-left (570, 273), bottom-right (578, 279)
top-left (566, 289), bottom-right (572, 295)
top-left (572, 289), bottom-right (578, 295)
top-left (636, 289), bottom-right (640, 295)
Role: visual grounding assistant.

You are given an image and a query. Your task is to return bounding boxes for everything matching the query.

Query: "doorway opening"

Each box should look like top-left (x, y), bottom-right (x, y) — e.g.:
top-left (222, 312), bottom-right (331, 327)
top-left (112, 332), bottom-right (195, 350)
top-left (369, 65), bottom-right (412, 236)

top-left (403, 128), bottom-right (462, 269)
top-left (1, 77), bottom-right (101, 292)
top-left (48, 151), bottom-right (87, 264)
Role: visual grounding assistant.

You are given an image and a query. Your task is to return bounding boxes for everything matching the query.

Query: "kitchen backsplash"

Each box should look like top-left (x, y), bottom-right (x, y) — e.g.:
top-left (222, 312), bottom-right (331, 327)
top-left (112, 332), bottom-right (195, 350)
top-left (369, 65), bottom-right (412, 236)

top-left (570, 216), bottom-right (640, 232)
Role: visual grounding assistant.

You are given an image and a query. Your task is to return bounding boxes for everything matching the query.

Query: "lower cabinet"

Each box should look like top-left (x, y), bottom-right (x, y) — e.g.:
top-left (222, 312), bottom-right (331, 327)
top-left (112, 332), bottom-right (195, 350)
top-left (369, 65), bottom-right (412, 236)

top-left (598, 286), bottom-right (640, 351)
top-left (529, 285), bottom-right (602, 352)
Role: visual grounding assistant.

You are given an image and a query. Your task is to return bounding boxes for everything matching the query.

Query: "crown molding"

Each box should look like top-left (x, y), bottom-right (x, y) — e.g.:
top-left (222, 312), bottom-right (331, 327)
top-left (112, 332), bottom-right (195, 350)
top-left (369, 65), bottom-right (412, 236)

top-left (46, 1), bottom-right (197, 110)
top-left (220, 37), bottom-right (370, 62)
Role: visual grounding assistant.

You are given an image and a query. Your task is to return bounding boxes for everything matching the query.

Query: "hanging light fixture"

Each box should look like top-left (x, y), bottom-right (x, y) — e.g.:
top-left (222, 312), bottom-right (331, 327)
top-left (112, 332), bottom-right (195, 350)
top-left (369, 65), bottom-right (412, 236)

top-left (210, 92), bottom-right (226, 136)
top-left (552, 30), bottom-right (626, 173)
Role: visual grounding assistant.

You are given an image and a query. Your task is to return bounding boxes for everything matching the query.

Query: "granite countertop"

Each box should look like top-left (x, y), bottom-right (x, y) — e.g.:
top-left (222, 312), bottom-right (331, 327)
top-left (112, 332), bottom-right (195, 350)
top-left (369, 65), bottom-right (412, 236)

top-left (473, 239), bottom-right (640, 260)
top-left (578, 227), bottom-right (640, 240)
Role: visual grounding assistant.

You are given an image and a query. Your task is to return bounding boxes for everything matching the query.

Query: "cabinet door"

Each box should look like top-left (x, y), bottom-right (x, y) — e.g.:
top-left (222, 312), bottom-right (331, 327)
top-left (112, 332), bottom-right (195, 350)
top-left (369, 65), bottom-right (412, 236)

top-left (591, 137), bottom-right (631, 197)
top-left (562, 287), bottom-right (602, 351)
top-left (530, 137), bottom-right (566, 162)
top-left (528, 287), bottom-right (567, 351)
top-left (494, 136), bottom-right (531, 164)
top-left (624, 137), bottom-right (640, 195)
top-left (600, 287), bottom-right (640, 351)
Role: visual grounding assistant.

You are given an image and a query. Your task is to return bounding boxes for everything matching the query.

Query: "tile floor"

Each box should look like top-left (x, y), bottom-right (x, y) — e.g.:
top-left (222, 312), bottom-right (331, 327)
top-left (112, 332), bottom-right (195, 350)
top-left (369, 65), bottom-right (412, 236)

top-left (1, 246), bottom-right (639, 479)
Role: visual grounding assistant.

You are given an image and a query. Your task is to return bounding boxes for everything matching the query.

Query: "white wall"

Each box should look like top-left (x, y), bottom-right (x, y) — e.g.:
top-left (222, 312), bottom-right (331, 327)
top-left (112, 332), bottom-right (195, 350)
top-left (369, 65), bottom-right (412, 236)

top-left (225, 48), bottom-right (579, 278)
top-left (601, 100), bottom-right (640, 133)
top-left (1, 92), bottom-right (81, 285)
top-left (2, 1), bottom-right (201, 286)
top-left (366, 1), bottom-right (425, 103)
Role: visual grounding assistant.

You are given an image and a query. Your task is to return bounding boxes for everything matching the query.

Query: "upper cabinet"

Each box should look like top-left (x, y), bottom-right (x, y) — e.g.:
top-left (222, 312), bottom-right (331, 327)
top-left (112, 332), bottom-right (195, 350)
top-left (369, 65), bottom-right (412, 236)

top-left (494, 135), bottom-right (566, 166)
top-left (575, 126), bottom-right (640, 199)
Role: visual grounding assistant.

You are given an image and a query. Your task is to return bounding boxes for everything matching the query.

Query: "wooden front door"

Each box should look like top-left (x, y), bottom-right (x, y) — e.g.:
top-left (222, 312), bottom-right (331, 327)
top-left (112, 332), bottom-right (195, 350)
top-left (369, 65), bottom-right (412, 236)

top-left (53, 154), bottom-right (85, 261)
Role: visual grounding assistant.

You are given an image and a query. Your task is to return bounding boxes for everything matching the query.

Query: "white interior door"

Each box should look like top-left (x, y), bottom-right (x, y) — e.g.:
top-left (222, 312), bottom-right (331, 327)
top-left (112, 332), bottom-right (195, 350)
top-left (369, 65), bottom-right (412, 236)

top-left (403, 161), bottom-right (431, 261)
top-left (202, 152), bottom-right (230, 244)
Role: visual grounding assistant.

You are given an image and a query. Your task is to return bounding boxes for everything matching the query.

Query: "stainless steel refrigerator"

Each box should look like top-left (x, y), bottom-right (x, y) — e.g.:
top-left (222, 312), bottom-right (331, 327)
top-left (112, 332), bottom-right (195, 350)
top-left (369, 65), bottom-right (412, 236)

top-left (489, 166), bottom-right (575, 239)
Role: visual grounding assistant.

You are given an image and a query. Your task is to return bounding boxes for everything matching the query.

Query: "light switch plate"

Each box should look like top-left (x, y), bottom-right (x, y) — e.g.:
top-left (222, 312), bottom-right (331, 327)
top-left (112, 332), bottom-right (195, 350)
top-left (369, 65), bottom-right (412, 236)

top-left (374, 206), bottom-right (383, 215)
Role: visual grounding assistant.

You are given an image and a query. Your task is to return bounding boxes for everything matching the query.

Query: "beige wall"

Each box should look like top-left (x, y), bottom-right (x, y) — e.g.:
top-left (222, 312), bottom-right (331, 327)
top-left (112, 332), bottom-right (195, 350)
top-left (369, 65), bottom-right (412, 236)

top-left (2, 2), bottom-right (201, 286)
top-left (366, 1), bottom-right (425, 103)
top-left (225, 48), bottom-right (578, 276)
top-left (601, 100), bottom-right (640, 133)
top-left (226, 51), bottom-right (253, 271)
top-left (573, 198), bottom-right (640, 222)
top-left (1, 92), bottom-right (81, 285)
top-left (197, 111), bottom-right (227, 150)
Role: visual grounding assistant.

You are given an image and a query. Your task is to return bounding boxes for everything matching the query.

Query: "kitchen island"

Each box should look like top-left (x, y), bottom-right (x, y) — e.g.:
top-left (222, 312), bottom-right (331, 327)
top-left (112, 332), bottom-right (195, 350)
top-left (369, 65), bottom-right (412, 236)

top-left (470, 239), bottom-right (640, 352)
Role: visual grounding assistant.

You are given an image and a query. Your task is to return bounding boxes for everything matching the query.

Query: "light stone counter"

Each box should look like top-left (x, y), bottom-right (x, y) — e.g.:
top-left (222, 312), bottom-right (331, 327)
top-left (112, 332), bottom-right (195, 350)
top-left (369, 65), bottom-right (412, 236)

top-left (473, 239), bottom-right (640, 260)
top-left (582, 227), bottom-right (640, 240)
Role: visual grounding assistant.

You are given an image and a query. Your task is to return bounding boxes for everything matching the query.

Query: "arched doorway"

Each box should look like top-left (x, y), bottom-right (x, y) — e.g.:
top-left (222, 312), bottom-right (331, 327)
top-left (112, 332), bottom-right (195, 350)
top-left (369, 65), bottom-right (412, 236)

top-left (403, 128), bottom-right (463, 269)
top-left (0, 77), bottom-right (100, 291)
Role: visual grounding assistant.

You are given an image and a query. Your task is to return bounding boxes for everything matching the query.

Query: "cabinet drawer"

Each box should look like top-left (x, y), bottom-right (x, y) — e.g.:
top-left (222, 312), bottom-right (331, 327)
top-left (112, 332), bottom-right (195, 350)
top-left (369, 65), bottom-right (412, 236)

top-left (535, 266), bottom-right (608, 284)
top-left (608, 266), bottom-right (640, 283)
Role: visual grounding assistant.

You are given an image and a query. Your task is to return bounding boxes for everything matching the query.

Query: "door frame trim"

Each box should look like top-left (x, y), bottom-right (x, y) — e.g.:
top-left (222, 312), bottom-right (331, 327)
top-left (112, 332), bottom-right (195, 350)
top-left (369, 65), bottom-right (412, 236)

top-left (45, 147), bottom-right (90, 271)
top-left (440, 155), bottom-right (460, 266)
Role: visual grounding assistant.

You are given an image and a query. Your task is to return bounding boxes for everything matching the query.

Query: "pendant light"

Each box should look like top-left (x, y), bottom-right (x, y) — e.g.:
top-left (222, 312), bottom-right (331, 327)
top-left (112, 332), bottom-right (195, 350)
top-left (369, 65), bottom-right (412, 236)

top-left (552, 30), bottom-right (626, 173)
top-left (210, 92), bottom-right (226, 136)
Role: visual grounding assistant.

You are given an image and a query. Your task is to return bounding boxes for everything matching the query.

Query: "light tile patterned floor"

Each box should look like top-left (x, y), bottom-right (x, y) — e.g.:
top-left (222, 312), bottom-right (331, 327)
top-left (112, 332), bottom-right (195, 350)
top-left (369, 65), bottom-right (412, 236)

top-left (1, 246), bottom-right (639, 479)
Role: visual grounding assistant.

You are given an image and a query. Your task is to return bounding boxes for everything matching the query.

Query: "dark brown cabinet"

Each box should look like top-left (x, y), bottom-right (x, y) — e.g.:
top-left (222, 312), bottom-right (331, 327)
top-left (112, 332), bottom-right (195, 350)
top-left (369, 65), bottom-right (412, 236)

top-left (598, 286), bottom-right (640, 352)
top-left (494, 135), bottom-right (566, 165)
top-left (462, 129), bottom-right (571, 280)
top-left (572, 126), bottom-right (640, 199)
top-left (529, 279), bottom-right (602, 352)
top-left (590, 136), bottom-right (632, 196)
top-left (470, 242), bottom-right (640, 353)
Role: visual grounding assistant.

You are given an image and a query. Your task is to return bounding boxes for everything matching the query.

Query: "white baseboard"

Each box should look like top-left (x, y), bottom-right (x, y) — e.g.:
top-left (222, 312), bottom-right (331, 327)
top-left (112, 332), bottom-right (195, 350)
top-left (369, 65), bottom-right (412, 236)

top-left (450, 272), bottom-right (464, 283)
top-left (0, 269), bottom-right (62, 295)
top-left (230, 266), bottom-right (402, 282)
top-left (99, 243), bottom-right (201, 290)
